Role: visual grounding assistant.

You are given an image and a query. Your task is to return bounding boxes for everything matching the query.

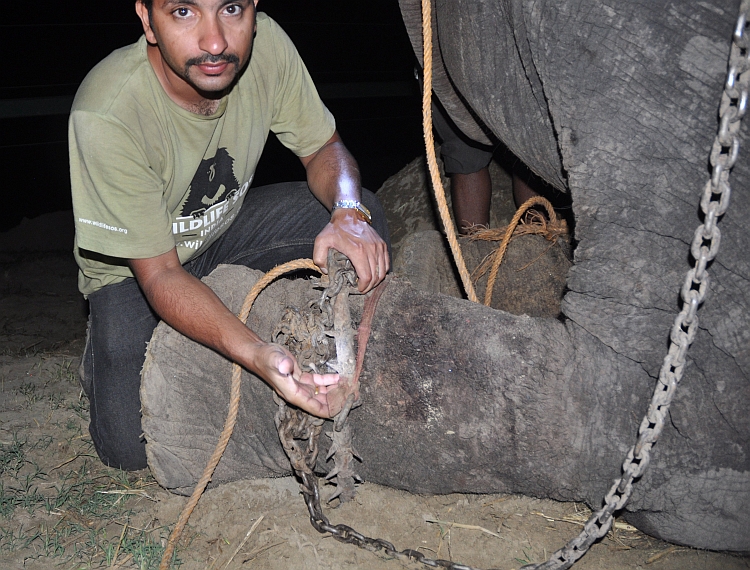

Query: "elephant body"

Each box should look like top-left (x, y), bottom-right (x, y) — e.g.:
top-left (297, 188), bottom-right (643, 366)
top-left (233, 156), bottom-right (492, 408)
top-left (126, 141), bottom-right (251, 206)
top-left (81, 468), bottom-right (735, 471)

top-left (397, 0), bottom-right (750, 551)
top-left (141, 0), bottom-right (750, 555)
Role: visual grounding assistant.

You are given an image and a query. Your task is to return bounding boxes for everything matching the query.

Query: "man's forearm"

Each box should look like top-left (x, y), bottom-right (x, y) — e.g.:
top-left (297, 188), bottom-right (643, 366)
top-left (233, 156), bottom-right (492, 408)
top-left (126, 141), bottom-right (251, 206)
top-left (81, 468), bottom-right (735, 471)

top-left (300, 130), bottom-right (389, 292)
top-left (130, 252), bottom-right (264, 373)
top-left (301, 133), bottom-right (361, 208)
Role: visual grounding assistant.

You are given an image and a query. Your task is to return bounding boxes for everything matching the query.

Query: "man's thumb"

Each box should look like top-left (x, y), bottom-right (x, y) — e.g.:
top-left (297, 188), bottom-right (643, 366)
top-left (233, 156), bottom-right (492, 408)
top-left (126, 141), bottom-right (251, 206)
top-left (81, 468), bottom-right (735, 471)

top-left (276, 354), bottom-right (295, 376)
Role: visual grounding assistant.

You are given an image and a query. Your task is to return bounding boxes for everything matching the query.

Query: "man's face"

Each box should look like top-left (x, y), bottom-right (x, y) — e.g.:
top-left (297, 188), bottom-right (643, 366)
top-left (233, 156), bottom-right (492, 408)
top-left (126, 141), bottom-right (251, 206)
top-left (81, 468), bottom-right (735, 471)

top-left (136, 0), bottom-right (258, 98)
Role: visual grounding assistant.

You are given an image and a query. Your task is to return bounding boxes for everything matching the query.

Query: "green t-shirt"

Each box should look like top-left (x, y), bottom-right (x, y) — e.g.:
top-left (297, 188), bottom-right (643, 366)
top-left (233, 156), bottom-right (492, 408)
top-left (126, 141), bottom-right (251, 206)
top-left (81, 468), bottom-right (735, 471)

top-left (70, 13), bottom-right (335, 296)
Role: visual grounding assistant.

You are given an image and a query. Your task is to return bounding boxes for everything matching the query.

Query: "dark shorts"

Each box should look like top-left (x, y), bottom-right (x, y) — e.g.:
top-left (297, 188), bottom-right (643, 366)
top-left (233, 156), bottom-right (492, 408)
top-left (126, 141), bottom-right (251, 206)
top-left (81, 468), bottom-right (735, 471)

top-left (432, 101), bottom-right (494, 175)
top-left (79, 181), bottom-right (389, 470)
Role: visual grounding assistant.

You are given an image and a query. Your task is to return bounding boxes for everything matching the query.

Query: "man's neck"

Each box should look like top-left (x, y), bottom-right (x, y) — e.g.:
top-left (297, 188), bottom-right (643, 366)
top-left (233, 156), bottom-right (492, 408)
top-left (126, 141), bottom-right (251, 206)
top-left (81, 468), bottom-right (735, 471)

top-left (182, 98), bottom-right (222, 116)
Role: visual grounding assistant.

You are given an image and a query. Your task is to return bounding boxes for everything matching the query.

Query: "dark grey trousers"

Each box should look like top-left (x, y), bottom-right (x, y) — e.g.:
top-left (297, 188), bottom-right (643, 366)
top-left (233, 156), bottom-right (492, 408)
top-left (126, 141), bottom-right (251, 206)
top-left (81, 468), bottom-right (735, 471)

top-left (80, 182), bottom-right (389, 471)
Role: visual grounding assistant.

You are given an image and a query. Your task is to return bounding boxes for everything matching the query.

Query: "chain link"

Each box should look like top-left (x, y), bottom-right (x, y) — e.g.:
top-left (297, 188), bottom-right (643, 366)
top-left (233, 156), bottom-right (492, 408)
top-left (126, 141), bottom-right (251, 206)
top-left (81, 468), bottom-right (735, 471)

top-left (521, 3), bottom-right (749, 568)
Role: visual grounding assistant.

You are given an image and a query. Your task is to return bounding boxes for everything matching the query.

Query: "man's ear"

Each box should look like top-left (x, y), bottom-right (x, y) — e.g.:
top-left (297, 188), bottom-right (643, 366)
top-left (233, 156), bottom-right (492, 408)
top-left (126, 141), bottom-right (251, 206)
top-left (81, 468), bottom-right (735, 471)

top-left (135, 1), bottom-right (158, 44)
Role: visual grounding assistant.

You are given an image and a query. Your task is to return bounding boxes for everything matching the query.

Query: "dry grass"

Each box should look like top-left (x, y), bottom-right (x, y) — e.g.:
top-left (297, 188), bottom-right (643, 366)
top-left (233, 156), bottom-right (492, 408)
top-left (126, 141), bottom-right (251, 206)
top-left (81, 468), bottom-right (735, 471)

top-left (0, 352), bottom-right (179, 569)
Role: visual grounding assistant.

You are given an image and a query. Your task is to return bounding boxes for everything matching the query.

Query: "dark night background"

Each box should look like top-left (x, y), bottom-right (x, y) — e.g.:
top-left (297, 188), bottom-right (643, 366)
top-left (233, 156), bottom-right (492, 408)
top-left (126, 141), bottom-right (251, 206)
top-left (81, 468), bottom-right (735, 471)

top-left (0, 1), bottom-right (424, 232)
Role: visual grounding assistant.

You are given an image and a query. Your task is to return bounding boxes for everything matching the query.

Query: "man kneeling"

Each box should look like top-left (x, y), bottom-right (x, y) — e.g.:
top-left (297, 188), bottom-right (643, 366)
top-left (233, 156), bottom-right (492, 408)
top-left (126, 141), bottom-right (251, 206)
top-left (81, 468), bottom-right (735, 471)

top-left (70, 0), bottom-right (389, 471)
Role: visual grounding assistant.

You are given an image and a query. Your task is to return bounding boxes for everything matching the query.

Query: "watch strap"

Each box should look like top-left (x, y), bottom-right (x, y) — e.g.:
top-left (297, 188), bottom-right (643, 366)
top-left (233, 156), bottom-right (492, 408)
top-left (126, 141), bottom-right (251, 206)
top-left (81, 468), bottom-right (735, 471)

top-left (332, 199), bottom-right (372, 224)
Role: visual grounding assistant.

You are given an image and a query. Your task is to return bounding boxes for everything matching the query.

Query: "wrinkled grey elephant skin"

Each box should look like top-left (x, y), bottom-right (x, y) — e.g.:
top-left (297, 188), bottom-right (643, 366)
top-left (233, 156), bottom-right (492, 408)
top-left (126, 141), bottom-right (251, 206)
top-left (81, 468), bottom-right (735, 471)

top-left (397, 0), bottom-right (750, 552)
top-left (142, 266), bottom-right (750, 553)
top-left (141, 0), bottom-right (749, 556)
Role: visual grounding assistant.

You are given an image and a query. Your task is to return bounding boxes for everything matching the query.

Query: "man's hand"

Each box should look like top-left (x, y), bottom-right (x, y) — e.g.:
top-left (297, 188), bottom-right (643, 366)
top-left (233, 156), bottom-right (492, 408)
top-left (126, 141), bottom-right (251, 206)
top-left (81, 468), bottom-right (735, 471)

top-left (313, 209), bottom-right (389, 293)
top-left (253, 342), bottom-right (340, 416)
top-left (300, 130), bottom-right (390, 293)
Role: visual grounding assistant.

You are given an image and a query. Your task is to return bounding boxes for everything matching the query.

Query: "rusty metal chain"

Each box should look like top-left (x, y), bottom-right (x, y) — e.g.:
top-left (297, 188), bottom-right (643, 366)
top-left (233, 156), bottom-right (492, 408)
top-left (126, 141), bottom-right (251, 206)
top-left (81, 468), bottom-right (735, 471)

top-left (273, 250), bottom-right (359, 375)
top-left (273, 249), bottom-right (362, 501)
top-left (522, 3), bottom-right (749, 568)
top-left (274, 394), bottom-right (326, 473)
top-left (277, 399), bottom-right (496, 570)
top-left (317, 251), bottom-right (361, 503)
top-left (273, 252), bottom-right (497, 570)
top-left (274, 303), bottom-right (333, 374)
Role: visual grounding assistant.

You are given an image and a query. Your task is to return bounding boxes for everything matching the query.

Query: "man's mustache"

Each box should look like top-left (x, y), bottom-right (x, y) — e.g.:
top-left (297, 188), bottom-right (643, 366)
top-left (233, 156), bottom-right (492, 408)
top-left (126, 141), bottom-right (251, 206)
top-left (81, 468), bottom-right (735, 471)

top-left (186, 53), bottom-right (241, 67)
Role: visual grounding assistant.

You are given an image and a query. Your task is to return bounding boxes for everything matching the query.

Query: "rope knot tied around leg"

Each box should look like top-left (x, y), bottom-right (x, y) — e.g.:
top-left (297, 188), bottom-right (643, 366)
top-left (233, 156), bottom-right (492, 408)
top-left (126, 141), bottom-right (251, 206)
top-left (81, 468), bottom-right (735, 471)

top-left (467, 196), bottom-right (569, 306)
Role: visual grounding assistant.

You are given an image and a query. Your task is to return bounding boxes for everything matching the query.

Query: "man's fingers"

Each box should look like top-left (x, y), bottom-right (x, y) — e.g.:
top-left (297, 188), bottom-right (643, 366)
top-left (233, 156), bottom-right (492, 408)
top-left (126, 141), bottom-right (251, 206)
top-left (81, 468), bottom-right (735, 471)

top-left (295, 373), bottom-right (339, 402)
top-left (312, 242), bottom-right (330, 274)
top-left (382, 241), bottom-right (391, 274)
top-left (357, 245), bottom-right (388, 293)
top-left (312, 373), bottom-right (340, 387)
top-left (259, 344), bottom-right (336, 417)
top-left (314, 213), bottom-right (390, 290)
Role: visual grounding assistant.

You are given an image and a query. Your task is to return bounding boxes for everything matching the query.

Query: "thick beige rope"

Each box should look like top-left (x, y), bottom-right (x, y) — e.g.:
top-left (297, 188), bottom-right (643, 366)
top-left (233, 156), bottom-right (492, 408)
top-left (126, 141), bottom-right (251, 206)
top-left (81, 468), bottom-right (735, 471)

top-left (421, 0), bottom-right (479, 304)
top-left (159, 258), bottom-right (320, 570)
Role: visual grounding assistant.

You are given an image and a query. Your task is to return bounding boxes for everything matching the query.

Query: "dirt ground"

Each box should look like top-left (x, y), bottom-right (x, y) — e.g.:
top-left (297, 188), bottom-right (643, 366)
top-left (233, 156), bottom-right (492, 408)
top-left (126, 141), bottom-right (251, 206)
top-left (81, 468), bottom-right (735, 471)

top-left (1, 212), bottom-right (748, 570)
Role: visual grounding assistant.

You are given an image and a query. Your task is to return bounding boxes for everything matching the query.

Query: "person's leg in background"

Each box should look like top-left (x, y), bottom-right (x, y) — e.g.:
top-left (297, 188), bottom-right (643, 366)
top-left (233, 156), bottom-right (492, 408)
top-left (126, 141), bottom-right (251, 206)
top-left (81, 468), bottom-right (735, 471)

top-left (432, 101), bottom-right (494, 234)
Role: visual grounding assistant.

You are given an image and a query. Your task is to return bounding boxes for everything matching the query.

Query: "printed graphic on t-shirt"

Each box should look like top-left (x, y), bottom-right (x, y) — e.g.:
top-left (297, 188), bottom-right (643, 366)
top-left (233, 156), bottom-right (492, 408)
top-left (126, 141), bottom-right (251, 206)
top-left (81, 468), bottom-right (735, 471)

top-left (180, 148), bottom-right (239, 217)
top-left (173, 148), bottom-right (251, 250)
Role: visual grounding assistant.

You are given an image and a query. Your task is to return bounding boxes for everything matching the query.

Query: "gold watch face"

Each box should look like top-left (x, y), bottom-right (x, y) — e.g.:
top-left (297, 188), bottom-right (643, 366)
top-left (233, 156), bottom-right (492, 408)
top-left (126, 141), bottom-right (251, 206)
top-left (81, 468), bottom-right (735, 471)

top-left (355, 208), bottom-right (371, 224)
top-left (333, 200), bottom-right (372, 224)
top-left (356, 203), bottom-right (372, 224)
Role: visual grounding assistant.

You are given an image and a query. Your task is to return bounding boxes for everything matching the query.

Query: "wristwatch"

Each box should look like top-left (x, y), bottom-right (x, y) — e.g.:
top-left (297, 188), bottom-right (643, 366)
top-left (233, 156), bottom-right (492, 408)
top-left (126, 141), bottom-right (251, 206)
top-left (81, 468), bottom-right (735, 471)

top-left (332, 199), bottom-right (372, 225)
